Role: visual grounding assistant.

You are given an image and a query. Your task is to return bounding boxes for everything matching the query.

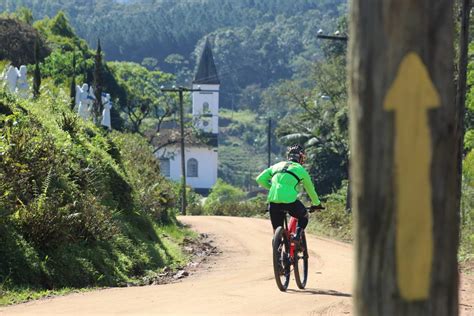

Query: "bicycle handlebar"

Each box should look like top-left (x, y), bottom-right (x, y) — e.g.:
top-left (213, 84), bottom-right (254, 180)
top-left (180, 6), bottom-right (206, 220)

top-left (308, 204), bottom-right (325, 213)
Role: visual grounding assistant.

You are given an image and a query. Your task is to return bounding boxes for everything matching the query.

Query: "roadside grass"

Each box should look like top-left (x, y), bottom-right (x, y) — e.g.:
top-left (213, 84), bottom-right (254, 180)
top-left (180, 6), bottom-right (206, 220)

top-left (305, 182), bottom-right (473, 272)
top-left (0, 222), bottom-right (197, 307)
top-left (0, 287), bottom-right (91, 306)
top-left (305, 185), bottom-right (353, 243)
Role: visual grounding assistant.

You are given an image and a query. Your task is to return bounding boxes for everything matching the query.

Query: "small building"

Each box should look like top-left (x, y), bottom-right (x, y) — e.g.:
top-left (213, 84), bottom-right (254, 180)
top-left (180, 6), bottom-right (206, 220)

top-left (156, 39), bottom-right (219, 195)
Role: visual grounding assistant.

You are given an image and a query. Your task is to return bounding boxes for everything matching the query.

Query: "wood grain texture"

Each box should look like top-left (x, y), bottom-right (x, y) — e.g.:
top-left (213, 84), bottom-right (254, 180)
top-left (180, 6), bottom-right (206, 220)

top-left (348, 1), bottom-right (460, 315)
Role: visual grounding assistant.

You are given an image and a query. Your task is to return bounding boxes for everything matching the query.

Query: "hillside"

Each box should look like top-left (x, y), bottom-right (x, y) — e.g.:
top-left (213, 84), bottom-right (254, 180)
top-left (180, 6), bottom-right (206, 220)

top-left (0, 16), bottom-right (195, 304)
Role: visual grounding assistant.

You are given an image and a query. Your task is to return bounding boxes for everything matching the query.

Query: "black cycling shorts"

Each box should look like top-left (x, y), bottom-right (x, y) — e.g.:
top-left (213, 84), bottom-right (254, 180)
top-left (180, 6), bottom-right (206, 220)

top-left (268, 200), bottom-right (308, 230)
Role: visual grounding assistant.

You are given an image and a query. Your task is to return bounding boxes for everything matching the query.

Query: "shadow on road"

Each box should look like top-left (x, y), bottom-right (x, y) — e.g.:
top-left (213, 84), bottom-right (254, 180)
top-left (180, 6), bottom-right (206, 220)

top-left (286, 288), bottom-right (352, 297)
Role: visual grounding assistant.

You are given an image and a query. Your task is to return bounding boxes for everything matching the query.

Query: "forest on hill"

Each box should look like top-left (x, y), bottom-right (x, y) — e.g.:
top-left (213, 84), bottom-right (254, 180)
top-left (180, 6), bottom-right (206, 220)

top-left (0, 0), bottom-right (346, 107)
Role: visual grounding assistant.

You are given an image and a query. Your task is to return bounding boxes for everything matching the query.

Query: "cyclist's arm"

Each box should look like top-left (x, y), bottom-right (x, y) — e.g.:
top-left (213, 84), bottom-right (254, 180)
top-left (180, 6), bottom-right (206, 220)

top-left (301, 170), bottom-right (321, 205)
top-left (256, 168), bottom-right (272, 190)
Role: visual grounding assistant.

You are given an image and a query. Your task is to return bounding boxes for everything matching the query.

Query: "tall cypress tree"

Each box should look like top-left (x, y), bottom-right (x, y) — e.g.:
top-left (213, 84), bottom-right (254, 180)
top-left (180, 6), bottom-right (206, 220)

top-left (70, 51), bottom-right (76, 109)
top-left (33, 39), bottom-right (41, 99)
top-left (93, 38), bottom-right (104, 123)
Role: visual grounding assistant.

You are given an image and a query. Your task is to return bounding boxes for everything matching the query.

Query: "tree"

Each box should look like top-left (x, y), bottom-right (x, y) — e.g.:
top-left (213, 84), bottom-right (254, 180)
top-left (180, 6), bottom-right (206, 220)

top-left (33, 39), bottom-right (41, 99)
top-left (16, 6), bottom-right (33, 25)
top-left (50, 11), bottom-right (76, 38)
top-left (108, 61), bottom-right (175, 136)
top-left (349, 1), bottom-right (460, 315)
top-left (93, 38), bottom-right (104, 123)
top-left (275, 55), bottom-right (349, 195)
top-left (70, 51), bottom-right (76, 109)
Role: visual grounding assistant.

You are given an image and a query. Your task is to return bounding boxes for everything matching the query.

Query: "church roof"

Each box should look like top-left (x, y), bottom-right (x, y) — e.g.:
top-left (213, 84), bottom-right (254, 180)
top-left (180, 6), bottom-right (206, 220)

top-left (193, 38), bottom-right (220, 85)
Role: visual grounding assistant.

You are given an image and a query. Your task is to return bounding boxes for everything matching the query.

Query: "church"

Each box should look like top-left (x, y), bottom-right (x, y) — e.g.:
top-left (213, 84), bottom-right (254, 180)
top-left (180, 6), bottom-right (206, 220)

top-left (156, 39), bottom-right (219, 195)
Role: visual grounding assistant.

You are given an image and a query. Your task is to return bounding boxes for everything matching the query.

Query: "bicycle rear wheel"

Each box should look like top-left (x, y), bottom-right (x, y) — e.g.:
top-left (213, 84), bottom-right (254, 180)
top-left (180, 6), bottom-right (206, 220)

top-left (294, 231), bottom-right (308, 289)
top-left (272, 226), bottom-right (291, 291)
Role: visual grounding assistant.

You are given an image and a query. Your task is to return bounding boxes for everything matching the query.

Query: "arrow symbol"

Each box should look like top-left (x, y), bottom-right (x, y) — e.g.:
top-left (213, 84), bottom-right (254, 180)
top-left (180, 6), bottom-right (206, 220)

top-left (384, 52), bottom-right (440, 301)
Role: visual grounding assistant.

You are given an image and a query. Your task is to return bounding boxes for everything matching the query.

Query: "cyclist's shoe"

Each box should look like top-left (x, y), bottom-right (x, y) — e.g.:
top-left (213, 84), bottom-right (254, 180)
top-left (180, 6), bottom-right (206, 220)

top-left (291, 231), bottom-right (302, 247)
top-left (293, 228), bottom-right (303, 240)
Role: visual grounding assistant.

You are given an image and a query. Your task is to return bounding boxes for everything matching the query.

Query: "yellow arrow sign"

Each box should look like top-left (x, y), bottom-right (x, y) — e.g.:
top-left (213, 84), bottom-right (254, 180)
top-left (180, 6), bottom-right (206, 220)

top-left (384, 52), bottom-right (440, 301)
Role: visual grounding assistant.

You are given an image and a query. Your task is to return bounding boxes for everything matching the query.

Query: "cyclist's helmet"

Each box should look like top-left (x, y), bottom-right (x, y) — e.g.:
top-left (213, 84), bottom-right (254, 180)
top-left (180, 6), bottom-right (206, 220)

top-left (287, 144), bottom-right (306, 164)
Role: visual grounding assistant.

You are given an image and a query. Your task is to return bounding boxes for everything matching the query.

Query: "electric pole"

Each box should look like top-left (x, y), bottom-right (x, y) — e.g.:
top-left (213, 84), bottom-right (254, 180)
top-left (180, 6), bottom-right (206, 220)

top-left (160, 86), bottom-right (201, 215)
top-left (267, 118), bottom-right (272, 167)
top-left (316, 32), bottom-right (348, 41)
top-left (316, 30), bottom-right (351, 212)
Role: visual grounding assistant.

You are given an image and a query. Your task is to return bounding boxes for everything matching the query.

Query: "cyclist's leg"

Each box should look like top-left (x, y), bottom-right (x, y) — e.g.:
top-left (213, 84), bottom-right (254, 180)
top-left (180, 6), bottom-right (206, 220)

top-left (269, 203), bottom-right (285, 233)
top-left (288, 200), bottom-right (308, 237)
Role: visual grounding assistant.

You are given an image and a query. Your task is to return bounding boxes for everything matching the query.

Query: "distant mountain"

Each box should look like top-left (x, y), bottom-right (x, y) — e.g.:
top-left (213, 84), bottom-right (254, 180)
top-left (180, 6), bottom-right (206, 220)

top-left (0, 0), bottom-right (346, 107)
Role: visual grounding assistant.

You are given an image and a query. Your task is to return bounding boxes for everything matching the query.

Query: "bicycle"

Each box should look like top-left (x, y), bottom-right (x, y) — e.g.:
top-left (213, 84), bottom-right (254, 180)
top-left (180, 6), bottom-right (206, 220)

top-left (272, 205), bottom-right (324, 291)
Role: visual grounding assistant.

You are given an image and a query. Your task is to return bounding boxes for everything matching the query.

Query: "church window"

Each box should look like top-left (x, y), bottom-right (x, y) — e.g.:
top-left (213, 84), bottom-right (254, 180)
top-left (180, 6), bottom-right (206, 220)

top-left (203, 102), bottom-right (210, 113)
top-left (160, 158), bottom-right (170, 177)
top-left (187, 158), bottom-right (198, 177)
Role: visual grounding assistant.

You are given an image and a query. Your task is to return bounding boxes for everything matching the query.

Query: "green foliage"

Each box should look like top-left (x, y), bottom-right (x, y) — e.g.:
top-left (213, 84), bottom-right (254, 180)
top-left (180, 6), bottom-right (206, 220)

top-left (460, 150), bottom-right (474, 262)
top-left (108, 61), bottom-right (175, 133)
top-left (92, 39), bottom-right (104, 122)
top-left (0, 84), bottom-right (186, 295)
top-left (218, 109), bottom-right (280, 188)
top-left (16, 6), bottom-right (33, 25)
top-left (111, 132), bottom-right (177, 223)
top-left (275, 55), bottom-right (349, 195)
top-left (201, 180), bottom-right (266, 217)
top-left (0, 0), bottom-right (345, 107)
top-left (33, 39), bottom-right (41, 98)
top-left (206, 179), bottom-right (246, 205)
top-left (306, 183), bottom-right (352, 242)
top-left (50, 11), bottom-right (75, 38)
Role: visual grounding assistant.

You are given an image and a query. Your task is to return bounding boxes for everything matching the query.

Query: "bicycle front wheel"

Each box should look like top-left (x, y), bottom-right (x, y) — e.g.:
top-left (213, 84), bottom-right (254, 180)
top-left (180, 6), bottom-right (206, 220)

top-left (294, 231), bottom-right (308, 289)
top-left (272, 226), bottom-right (291, 291)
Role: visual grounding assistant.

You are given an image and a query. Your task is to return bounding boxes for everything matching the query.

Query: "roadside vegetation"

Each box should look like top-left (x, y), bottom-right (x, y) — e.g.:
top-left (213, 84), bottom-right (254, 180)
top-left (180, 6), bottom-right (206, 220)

top-left (0, 13), bottom-right (194, 305)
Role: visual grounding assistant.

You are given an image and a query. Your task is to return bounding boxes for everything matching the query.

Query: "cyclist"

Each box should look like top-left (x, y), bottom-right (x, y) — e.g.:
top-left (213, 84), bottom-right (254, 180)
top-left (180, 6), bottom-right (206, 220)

top-left (256, 144), bottom-right (323, 242)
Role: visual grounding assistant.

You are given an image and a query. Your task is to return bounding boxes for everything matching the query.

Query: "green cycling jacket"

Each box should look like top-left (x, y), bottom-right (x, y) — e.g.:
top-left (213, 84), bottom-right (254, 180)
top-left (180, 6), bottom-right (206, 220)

top-left (255, 161), bottom-right (321, 205)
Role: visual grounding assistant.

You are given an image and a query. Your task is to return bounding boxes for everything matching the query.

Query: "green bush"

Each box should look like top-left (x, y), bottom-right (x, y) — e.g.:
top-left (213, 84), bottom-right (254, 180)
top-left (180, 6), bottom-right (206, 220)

top-left (0, 86), bottom-right (184, 292)
top-left (460, 150), bottom-right (474, 262)
top-left (306, 184), bottom-right (353, 242)
top-left (202, 180), bottom-right (266, 217)
top-left (111, 132), bottom-right (177, 223)
top-left (187, 190), bottom-right (205, 216)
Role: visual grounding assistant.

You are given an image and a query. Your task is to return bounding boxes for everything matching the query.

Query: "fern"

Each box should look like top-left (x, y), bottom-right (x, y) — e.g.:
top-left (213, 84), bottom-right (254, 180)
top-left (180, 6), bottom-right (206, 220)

top-left (37, 166), bottom-right (53, 211)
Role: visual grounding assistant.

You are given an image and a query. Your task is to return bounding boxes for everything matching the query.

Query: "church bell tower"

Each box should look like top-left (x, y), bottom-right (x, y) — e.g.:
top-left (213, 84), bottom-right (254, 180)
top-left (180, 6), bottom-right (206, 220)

top-left (192, 38), bottom-right (219, 144)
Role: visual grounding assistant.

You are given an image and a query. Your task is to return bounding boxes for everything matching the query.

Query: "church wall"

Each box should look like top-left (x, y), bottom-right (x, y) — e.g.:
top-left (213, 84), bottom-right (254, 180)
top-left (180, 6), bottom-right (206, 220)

top-left (156, 146), bottom-right (218, 190)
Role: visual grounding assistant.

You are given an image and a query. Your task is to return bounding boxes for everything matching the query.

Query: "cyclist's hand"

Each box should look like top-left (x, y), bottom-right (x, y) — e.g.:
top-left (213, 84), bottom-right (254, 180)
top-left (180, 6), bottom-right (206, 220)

top-left (310, 204), bottom-right (325, 212)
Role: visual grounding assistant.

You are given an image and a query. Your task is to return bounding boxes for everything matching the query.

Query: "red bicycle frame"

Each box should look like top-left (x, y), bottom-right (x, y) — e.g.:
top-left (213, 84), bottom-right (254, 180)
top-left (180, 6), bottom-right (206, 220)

top-left (284, 215), bottom-right (298, 260)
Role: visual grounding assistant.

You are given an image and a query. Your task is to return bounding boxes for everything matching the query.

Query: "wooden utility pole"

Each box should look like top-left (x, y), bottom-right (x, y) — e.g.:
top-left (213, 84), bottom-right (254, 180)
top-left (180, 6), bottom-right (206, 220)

top-left (267, 118), bottom-right (272, 167)
top-left (349, 1), bottom-right (460, 315)
top-left (161, 86), bottom-right (201, 215)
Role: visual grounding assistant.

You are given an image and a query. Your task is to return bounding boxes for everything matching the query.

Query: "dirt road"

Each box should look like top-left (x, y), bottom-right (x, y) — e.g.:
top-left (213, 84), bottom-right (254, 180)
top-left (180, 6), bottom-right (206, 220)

top-left (1, 216), bottom-right (472, 315)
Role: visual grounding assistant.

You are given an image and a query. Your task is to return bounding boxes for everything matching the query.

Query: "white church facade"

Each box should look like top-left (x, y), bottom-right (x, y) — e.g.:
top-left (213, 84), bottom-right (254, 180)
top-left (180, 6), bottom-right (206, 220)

top-left (156, 39), bottom-right (219, 195)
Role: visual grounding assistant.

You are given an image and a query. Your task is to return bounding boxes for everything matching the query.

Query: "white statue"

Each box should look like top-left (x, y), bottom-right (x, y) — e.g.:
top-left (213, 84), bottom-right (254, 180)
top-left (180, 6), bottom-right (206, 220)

top-left (4, 66), bottom-right (20, 93)
top-left (87, 86), bottom-right (96, 117)
top-left (77, 83), bottom-right (93, 120)
top-left (101, 93), bottom-right (112, 129)
top-left (16, 65), bottom-right (29, 98)
top-left (75, 85), bottom-right (82, 109)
